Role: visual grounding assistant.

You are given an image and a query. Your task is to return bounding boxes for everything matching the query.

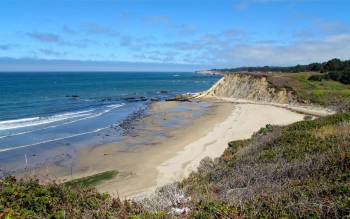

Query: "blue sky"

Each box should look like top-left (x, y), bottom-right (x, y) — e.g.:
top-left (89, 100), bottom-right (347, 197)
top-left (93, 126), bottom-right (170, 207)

top-left (0, 0), bottom-right (350, 71)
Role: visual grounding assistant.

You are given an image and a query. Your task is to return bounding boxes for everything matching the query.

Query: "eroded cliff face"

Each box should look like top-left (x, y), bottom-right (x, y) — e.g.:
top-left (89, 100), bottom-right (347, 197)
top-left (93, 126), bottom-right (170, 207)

top-left (203, 73), bottom-right (297, 104)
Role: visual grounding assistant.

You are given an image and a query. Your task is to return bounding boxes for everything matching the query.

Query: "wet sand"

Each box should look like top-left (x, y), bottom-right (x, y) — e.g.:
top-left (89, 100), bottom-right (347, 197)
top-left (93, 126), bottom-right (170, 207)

top-left (33, 100), bottom-right (232, 197)
top-left (33, 99), bottom-right (308, 198)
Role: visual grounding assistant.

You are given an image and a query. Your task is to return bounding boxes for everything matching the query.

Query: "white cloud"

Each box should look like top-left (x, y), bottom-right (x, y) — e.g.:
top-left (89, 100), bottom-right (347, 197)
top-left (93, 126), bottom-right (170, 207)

top-left (145, 15), bottom-right (197, 35)
top-left (83, 23), bottom-right (120, 36)
top-left (208, 33), bottom-right (350, 67)
top-left (27, 32), bottom-right (61, 43)
top-left (316, 19), bottom-right (349, 35)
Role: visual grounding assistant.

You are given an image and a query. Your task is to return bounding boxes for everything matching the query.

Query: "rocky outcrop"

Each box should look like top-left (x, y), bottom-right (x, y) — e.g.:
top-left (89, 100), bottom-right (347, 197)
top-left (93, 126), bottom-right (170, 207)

top-left (166, 93), bottom-right (192, 102)
top-left (195, 70), bottom-right (223, 75)
top-left (200, 73), bottom-right (297, 104)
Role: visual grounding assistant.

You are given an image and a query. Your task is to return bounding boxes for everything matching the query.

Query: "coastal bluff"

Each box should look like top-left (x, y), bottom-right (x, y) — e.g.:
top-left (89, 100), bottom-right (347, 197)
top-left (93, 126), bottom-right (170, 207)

top-left (199, 73), bottom-right (297, 104)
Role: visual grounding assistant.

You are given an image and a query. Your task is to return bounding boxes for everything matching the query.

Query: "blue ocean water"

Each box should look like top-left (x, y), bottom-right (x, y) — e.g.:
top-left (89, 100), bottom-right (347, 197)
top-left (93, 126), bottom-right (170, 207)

top-left (0, 72), bottom-right (220, 173)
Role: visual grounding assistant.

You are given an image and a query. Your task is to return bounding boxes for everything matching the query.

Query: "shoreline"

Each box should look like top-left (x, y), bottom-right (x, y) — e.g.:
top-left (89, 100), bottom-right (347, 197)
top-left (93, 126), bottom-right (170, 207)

top-left (154, 100), bottom-right (308, 192)
top-left (32, 100), bottom-right (233, 197)
top-left (29, 96), bottom-right (333, 199)
top-left (82, 100), bottom-right (234, 198)
top-left (48, 98), bottom-right (311, 198)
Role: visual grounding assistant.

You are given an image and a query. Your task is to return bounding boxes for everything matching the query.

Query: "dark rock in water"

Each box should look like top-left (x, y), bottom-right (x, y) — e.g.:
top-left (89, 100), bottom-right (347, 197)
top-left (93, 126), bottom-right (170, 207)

top-left (150, 98), bottom-right (160, 101)
top-left (160, 90), bottom-right (168, 94)
top-left (166, 93), bottom-right (192, 102)
top-left (114, 103), bottom-right (150, 136)
top-left (101, 97), bottom-right (112, 102)
top-left (123, 97), bottom-right (137, 101)
top-left (66, 95), bottom-right (80, 98)
top-left (123, 96), bottom-right (148, 102)
top-left (140, 96), bottom-right (147, 101)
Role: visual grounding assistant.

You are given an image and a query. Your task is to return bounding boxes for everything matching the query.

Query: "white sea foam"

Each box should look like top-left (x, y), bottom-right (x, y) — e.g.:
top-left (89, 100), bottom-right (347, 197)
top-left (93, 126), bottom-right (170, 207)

top-left (0, 103), bottom-right (124, 135)
top-left (0, 126), bottom-right (109, 153)
top-left (0, 103), bottom-right (126, 152)
top-left (0, 110), bottom-right (94, 131)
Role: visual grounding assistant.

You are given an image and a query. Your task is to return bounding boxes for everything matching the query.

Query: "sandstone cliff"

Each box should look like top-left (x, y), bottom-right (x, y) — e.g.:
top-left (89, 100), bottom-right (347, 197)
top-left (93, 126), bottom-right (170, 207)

top-left (201, 73), bottom-right (297, 104)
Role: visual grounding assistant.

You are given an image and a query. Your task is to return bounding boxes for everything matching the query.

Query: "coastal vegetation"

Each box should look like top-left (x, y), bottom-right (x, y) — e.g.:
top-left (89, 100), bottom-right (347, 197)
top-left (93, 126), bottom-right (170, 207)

top-left (1, 113), bottom-right (349, 218)
top-left (215, 58), bottom-right (350, 76)
top-left (308, 69), bottom-right (350, 85)
top-left (0, 176), bottom-right (164, 218)
top-left (267, 72), bottom-right (350, 108)
top-left (180, 112), bottom-right (350, 218)
top-left (214, 59), bottom-right (350, 106)
top-left (64, 170), bottom-right (118, 188)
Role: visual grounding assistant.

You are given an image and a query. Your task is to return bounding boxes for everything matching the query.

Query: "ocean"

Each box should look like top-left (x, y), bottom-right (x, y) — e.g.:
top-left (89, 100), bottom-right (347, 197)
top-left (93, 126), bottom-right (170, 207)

top-left (0, 72), bottom-right (220, 174)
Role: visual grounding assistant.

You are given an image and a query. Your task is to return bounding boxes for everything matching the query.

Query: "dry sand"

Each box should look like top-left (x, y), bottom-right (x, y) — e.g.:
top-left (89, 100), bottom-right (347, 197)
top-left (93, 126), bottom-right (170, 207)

top-left (213, 97), bottom-right (336, 116)
top-left (37, 101), bottom-right (233, 198)
top-left (82, 100), bottom-right (310, 198)
top-left (93, 101), bottom-right (233, 198)
top-left (36, 99), bottom-right (323, 198)
top-left (155, 100), bottom-right (307, 190)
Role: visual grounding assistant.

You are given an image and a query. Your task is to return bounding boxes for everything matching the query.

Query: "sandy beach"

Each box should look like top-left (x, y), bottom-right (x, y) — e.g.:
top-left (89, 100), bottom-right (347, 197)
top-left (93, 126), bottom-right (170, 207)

top-left (99, 99), bottom-right (311, 198)
top-left (31, 96), bottom-right (319, 198)
top-left (33, 101), bottom-right (228, 195)
top-left (155, 100), bottom-right (307, 188)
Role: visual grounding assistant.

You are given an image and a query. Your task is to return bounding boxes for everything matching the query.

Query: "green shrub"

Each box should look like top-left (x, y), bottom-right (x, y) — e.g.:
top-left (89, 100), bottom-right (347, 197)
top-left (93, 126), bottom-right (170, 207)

top-left (325, 70), bottom-right (350, 84)
top-left (0, 176), bottom-right (162, 218)
top-left (308, 74), bottom-right (325, 81)
top-left (257, 124), bottom-right (273, 135)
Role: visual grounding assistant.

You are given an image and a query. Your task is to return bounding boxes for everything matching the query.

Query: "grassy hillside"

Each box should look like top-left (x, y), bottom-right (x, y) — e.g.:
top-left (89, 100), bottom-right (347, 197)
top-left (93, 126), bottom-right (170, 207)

top-left (1, 113), bottom-right (349, 218)
top-left (181, 113), bottom-right (350, 218)
top-left (267, 72), bottom-right (350, 108)
top-left (0, 176), bottom-right (166, 218)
